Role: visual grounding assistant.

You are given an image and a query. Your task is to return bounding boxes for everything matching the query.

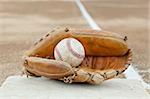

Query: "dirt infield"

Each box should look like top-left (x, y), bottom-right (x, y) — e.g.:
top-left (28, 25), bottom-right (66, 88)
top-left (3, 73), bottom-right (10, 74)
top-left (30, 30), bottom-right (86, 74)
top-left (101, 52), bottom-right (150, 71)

top-left (0, 0), bottom-right (149, 87)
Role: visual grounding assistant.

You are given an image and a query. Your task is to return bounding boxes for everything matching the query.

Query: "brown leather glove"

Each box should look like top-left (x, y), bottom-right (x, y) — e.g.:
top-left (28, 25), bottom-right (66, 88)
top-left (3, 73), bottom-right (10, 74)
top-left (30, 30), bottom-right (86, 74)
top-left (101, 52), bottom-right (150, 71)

top-left (23, 27), bottom-right (132, 84)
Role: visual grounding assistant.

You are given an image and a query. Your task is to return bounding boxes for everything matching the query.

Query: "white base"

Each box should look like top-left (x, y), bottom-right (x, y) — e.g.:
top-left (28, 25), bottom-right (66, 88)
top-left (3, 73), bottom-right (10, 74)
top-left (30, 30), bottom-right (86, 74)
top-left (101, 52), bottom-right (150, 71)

top-left (0, 76), bottom-right (149, 99)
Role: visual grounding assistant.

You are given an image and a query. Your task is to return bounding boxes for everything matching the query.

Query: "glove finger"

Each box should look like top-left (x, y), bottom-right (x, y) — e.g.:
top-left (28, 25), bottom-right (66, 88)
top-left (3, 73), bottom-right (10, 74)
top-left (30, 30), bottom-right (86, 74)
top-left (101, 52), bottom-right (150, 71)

top-left (23, 57), bottom-right (74, 79)
top-left (25, 27), bottom-right (128, 58)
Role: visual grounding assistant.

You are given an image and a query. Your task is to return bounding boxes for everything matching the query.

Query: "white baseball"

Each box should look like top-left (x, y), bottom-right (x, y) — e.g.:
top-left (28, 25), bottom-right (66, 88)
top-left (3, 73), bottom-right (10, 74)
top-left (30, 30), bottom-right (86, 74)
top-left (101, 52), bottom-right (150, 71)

top-left (54, 38), bottom-right (85, 67)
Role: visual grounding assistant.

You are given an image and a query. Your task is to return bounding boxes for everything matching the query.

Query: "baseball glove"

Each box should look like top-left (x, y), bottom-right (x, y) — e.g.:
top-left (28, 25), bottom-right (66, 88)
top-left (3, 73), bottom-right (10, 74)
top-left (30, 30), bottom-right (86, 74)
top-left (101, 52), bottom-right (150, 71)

top-left (23, 27), bottom-right (132, 84)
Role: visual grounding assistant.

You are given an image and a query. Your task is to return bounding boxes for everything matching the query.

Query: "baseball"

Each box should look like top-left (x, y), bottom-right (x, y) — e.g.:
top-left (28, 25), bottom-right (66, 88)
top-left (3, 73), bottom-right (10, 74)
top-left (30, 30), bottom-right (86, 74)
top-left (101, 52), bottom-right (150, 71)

top-left (54, 38), bottom-right (85, 67)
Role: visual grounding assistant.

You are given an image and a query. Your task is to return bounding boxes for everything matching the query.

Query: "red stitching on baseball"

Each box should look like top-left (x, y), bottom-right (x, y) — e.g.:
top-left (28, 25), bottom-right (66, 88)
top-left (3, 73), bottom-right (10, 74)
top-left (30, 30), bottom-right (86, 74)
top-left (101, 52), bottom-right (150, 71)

top-left (67, 38), bottom-right (85, 59)
top-left (55, 47), bottom-right (63, 61)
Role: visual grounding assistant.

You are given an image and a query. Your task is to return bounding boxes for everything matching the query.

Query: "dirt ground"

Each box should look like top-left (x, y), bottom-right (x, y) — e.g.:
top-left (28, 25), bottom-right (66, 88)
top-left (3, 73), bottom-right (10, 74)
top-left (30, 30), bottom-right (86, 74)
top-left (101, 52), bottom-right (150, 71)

top-left (0, 0), bottom-right (149, 89)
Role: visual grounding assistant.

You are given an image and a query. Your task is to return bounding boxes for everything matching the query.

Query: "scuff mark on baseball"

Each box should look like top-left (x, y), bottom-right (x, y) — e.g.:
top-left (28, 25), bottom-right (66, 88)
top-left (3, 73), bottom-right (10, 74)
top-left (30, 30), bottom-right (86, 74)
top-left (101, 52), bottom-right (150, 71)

top-left (54, 38), bottom-right (85, 67)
